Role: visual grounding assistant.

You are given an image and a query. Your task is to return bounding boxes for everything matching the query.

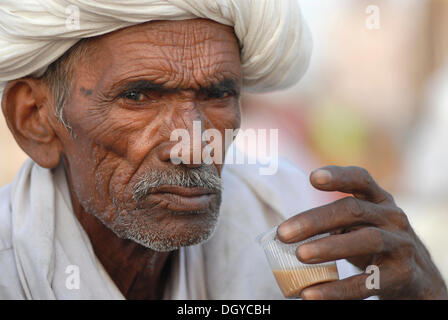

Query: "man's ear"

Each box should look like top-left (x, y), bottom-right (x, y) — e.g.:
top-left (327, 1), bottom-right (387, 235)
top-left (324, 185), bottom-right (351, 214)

top-left (1, 78), bottom-right (63, 169)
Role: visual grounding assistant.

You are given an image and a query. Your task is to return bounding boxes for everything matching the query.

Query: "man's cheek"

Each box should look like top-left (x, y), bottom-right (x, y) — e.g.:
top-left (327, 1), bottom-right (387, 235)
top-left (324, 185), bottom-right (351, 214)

top-left (67, 140), bottom-right (121, 209)
top-left (88, 125), bottom-right (134, 157)
top-left (72, 125), bottom-right (152, 207)
top-left (73, 109), bottom-right (146, 157)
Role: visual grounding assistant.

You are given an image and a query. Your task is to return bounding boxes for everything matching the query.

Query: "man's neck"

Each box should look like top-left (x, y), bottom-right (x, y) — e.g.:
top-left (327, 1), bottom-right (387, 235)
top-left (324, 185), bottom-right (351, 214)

top-left (65, 170), bottom-right (173, 299)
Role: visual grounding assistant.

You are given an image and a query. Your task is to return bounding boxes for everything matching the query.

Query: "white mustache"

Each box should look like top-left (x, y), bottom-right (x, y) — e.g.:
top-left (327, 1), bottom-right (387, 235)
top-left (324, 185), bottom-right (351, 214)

top-left (132, 165), bottom-right (222, 201)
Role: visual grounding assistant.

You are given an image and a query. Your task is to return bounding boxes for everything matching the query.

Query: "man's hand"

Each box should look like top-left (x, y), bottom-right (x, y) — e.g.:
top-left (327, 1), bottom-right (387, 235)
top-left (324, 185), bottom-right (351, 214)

top-left (277, 166), bottom-right (448, 300)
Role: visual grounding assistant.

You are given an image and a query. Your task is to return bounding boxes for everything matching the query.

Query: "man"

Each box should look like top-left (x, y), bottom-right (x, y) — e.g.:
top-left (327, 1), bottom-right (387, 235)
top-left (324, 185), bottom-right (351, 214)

top-left (0, 0), bottom-right (446, 300)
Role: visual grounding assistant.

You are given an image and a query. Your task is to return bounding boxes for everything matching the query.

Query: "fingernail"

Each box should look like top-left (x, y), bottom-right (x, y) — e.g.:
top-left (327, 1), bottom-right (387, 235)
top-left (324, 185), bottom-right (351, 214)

top-left (312, 169), bottom-right (332, 185)
top-left (277, 222), bottom-right (301, 242)
top-left (297, 244), bottom-right (316, 262)
top-left (301, 289), bottom-right (323, 300)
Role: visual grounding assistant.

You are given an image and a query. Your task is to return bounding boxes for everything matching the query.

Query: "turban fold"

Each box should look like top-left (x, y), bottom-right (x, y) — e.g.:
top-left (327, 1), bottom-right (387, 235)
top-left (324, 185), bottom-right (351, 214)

top-left (0, 0), bottom-right (312, 97)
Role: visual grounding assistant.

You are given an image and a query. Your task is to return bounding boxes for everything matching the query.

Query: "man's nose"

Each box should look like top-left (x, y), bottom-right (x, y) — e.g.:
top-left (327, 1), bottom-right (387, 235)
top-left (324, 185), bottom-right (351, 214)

top-left (157, 115), bottom-right (208, 168)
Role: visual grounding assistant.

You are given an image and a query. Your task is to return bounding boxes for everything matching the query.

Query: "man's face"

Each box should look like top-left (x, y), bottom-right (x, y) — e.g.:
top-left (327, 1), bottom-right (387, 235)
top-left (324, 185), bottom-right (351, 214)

top-left (58, 19), bottom-right (242, 251)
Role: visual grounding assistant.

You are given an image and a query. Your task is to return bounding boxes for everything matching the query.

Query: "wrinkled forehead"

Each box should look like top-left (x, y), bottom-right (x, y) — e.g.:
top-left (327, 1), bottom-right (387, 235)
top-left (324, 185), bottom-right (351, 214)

top-left (82, 19), bottom-right (242, 91)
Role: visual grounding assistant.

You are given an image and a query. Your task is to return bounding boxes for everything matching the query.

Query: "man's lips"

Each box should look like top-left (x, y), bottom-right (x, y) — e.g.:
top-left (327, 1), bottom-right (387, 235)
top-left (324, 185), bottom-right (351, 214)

top-left (140, 185), bottom-right (217, 213)
top-left (148, 185), bottom-right (215, 197)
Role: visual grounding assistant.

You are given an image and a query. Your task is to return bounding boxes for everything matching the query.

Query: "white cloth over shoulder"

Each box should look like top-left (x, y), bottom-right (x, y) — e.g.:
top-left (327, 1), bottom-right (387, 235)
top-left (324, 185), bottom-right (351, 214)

top-left (0, 0), bottom-right (312, 96)
top-left (0, 157), bottom-right (360, 299)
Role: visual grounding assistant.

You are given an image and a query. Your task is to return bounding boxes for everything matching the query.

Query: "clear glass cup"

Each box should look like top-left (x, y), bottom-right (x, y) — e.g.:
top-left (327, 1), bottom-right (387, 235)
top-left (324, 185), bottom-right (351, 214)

top-left (256, 226), bottom-right (339, 299)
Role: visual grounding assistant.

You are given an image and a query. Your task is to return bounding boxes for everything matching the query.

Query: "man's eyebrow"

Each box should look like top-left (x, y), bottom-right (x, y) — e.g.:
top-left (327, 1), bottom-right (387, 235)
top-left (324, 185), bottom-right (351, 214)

top-left (113, 78), bottom-right (240, 95)
top-left (200, 78), bottom-right (240, 96)
top-left (117, 80), bottom-right (174, 93)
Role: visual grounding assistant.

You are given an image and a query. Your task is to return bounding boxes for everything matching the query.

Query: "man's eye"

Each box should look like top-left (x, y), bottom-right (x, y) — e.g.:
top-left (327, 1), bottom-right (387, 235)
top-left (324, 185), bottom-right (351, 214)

top-left (207, 91), bottom-right (231, 99)
top-left (122, 91), bottom-right (146, 102)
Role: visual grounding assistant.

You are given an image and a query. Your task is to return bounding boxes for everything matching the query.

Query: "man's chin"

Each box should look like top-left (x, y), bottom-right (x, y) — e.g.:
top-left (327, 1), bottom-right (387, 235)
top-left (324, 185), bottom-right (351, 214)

top-left (109, 209), bottom-right (220, 252)
top-left (121, 222), bottom-right (218, 252)
top-left (132, 230), bottom-right (216, 252)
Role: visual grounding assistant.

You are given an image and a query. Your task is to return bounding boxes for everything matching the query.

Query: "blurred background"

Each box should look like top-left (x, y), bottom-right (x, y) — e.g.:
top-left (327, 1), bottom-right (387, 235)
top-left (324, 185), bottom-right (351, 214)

top-left (1, 0), bottom-right (447, 285)
top-left (238, 0), bottom-right (448, 283)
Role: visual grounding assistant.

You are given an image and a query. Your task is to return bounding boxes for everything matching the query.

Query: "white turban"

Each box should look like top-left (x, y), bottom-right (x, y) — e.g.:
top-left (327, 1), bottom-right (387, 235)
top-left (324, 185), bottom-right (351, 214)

top-left (0, 0), bottom-right (312, 98)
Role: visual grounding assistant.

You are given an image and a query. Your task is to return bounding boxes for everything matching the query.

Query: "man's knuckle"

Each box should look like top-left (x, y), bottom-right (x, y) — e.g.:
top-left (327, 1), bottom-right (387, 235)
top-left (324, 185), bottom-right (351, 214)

top-left (350, 166), bottom-right (368, 176)
top-left (335, 282), bottom-right (351, 300)
top-left (357, 166), bottom-right (372, 183)
top-left (344, 197), bottom-right (363, 218)
top-left (399, 236), bottom-right (416, 256)
top-left (341, 278), bottom-right (365, 299)
top-left (382, 190), bottom-right (395, 203)
top-left (365, 227), bottom-right (385, 253)
top-left (357, 276), bottom-right (370, 296)
top-left (390, 207), bottom-right (410, 230)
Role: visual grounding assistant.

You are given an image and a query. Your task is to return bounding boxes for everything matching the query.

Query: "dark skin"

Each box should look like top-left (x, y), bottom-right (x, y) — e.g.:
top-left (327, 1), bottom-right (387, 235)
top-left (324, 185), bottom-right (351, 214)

top-left (278, 167), bottom-right (448, 299)
top-left (2, 19), bottom-right (447, 300)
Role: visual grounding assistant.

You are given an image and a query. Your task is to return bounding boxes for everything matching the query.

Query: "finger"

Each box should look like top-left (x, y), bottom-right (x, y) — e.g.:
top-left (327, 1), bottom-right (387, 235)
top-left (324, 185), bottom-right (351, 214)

top-left (296, 227), bottom-right (396, 264)
top-left (310, 166), bottom-right (394, 204)
top-left (277, 196), bottom-right (389, 243)
top-left (301, 273), bottom-right (379, 300)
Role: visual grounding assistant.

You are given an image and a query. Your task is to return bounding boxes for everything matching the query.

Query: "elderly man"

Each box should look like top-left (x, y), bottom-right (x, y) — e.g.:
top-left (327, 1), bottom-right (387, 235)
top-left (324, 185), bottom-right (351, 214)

top-left (0, 1), bottom-right (446, 300)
